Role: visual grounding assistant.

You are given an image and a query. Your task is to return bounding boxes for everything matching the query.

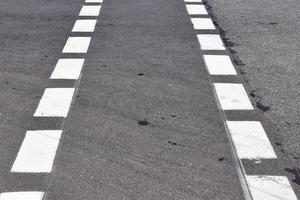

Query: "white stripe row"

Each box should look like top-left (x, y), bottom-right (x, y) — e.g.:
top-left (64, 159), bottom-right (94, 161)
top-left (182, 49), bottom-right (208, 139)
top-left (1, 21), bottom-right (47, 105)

top-left (1, 0), bottom-right (103, 199)
top-left (184, 1), bottom-right (298, 200)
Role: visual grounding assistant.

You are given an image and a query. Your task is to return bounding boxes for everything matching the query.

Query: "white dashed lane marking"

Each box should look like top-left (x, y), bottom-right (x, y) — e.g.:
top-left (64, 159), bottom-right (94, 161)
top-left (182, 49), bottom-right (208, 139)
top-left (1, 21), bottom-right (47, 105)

top-left (6, 0), bottom-right (103, 197)
top-left (191, 18), bottom-right (215, 30)
top-left (62, 37), bottom-right (91, 53)
top-left (79, 5), bottom-right (101, 16)
top-left (86, 0), bottom-right (103, 2)
top-left (50, 59), bottom-right (84, 80)
top-left (197, 34), bottom-right (225, 50)
top-left (34, 88), bottom-right (75, 117)
top-left (186, 5), bottom-right (207, 15)
top-left (226, 121), bottom-right (277, 159)
top-left (72, 19), bottom-right (97, 32)
top-left (0, 192), bottom-right (44, 200)
top-left (184, 1), bottom-right (298, 199)
top-left (214, 83), bottom-right (253, 110)
top-left (184, 0), bottom-right (202, 2)
top-left (203, 55), bottom-right (237, 75)
top-left (246, 176), bottom-right (298, 200)
top-left (11, 130), bottom-right (62, 173)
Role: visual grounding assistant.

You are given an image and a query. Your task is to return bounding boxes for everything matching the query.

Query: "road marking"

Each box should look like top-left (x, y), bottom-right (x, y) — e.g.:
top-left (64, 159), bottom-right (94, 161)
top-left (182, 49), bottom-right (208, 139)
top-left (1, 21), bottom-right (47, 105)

top-left (0, 192), bottom-right (44, 200)
top-left (184, 0), bottom-right (202, 2)
top-left (183, 0), bottom-right (298, 199)
top-left (203, 55), bottom-right (237, 75)
top-left (50, 59), bottom-right (84, 80)
top-left (214, 83), bottom-right (253, 110)
top-left (191, 18), bottom-right (215, 30)
top-left (197, 34), bottom-right (225, 50)
top-left (246, 176), bottom-right (298, 200)
top-left (186, 5), bottom-right (208, 15)
top-left (79, 5), bottom-right (101, 16)
top-left (72, 19), bottom-right (97, 32)
top-left (226, 121), bottom-right (277, 159)
top-left (86, 0), bottom-right (103, 2)
top-left (62, 37), bottom-right (91, 53)
top-left (34, 88), bottom-right (75, 117)
top-left (11, 130), bottom-right (62, 173)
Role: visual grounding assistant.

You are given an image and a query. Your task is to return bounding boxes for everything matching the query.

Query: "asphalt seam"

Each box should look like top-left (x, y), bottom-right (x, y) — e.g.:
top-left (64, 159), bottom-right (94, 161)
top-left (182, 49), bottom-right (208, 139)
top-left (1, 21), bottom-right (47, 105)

top-left (184, 0), bottom-right (298, 199)
top-left (0, 0), bottom-right (103, 199)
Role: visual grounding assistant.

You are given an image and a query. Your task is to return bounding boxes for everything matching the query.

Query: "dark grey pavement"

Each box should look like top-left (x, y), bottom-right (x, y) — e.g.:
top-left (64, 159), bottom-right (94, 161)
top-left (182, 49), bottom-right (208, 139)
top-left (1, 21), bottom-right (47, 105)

top-left (0, 0), bottom-right (83, 192)
top-left (1, 0), bottom-right (299, 199)
top-left (205, 0), bottom-right (300, 194)
top-left (0, 0), bottom-right (245, 199)
top-left (46, 0), bottom-right (244, 199)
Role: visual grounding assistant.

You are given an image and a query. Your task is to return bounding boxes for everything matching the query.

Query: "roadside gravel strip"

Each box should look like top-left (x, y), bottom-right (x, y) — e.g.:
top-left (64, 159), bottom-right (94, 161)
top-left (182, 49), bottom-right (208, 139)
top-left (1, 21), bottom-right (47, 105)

top-left (0, 0), bottom-right (102, 199)
top-left (184, 0), bottom-right (298, 199)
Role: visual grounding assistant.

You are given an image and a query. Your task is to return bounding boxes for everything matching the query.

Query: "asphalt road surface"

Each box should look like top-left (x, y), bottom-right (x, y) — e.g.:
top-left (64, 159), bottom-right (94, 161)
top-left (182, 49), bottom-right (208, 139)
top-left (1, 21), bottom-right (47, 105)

top-left (0, 0), bottom-right (299, 199)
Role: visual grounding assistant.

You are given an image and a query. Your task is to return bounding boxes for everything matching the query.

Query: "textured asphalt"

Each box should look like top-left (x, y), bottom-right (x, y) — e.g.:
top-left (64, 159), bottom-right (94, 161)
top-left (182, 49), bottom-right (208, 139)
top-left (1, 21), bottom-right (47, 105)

top-left (0, 0), bottom-right (82, 191)
top-left (0, 0), bottom-right (246, 199)
top-left (206, 0), bottom-right (300, 192)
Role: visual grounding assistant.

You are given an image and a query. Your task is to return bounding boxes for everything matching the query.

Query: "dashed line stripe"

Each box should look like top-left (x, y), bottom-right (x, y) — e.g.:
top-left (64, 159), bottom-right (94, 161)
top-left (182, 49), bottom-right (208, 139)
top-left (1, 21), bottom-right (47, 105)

top-left (62, 37), bottom-right (91, 53)
top-left (72, 19), bottom-right (97, 32)
top-left (11, 130), bottom-right (62, 173)
top-left (183, 1), bottom-right (298, 199)
top-left (0, 191), bottom-right (44, 200)
top-left (184, 0), bottom-right (202, 2)
top-left (186, 5), bottom-right (207, 15)
top-left (214, 83), bottom-right (254, 110)
top-left (50, 58), bottom-right (85, 80)
top-left (85, 0), bottom-right (103, 2)
top-left (226, 121), bottom-right (277, 159)
top-left (246, 176), bottom-right (298, 200)
top-left (197, 34), bottom-right (225, 50)
top-left (34, 88), bottom-right (75, 117)
top-left (191, 18), bottom-right (215, 30)
top-left (203, 55), bottom-right (237, 75)
top-left (7, 0), bottom-right (103, 197)
top-left (79, 5), bottom-right (101, 16)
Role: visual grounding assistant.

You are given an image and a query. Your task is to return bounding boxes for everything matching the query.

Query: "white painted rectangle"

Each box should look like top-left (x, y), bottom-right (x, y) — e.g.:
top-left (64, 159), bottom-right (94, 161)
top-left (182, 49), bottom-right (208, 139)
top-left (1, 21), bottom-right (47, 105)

top-left (214, 83), bottom-right (253, 110)
top-left (62, 37), bottom-right (91, 53)
top-left (197, 34), bottom-right (225, 50)
top-left (203, 55), bottom-right (237, 75)
top-left (72, 19), bottom-right (97, 32)
top-left (226, 121), bottom-right (277, 159)
top-left (0, 192), bottom-right (44, 200)
top-left (79, 5), bottom-right (101, 16)
top-left (186, 5), bottom-right (207, 15)
top-left (246, 176), bottom-right (298, 200)
top-left (184, 0), bottom-right (202, 2)
top-left (34, 88), bottom-right (75, 117)
top-left (86, 0), bottom-right (103, 2)
top-left (191, 18), bottom-right (215, 30)
top-left (11, 130), bottom-right (62, 173)
top-left (50, 59), bottom-right (84, 80)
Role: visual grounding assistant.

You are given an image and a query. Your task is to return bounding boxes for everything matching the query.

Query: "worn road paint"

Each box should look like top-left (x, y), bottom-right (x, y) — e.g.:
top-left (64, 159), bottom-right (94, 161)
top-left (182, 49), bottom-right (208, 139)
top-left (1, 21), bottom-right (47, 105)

top-left (51, 59), bottom-right (84, 80)
top-left (0, 192), bottom-right (44, 200)
top-left (72, 19), bottom-right (97, 32)
top-left (197, 34), bottom-right (225, 50)
top-left (203, 55), bottom-right (237, 75)
top-left (191, 18), bottom-right (215, 30)
top-left (79, 5), bottom-right (101, 16)
top-left (226, 121), bottom-right (277, 159)
top-left (34, 88), bottom-right (75, 117)
top-left (11, 130), bottom-right (62, 173)
top-left (186, 5), bottom-right (208, 15)
top-left (246, 176), bottom-right (298, 200)
top-left (62, 37), bottom-right (91, 53)
top-left (214, 83), bottom-right (253, 110)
